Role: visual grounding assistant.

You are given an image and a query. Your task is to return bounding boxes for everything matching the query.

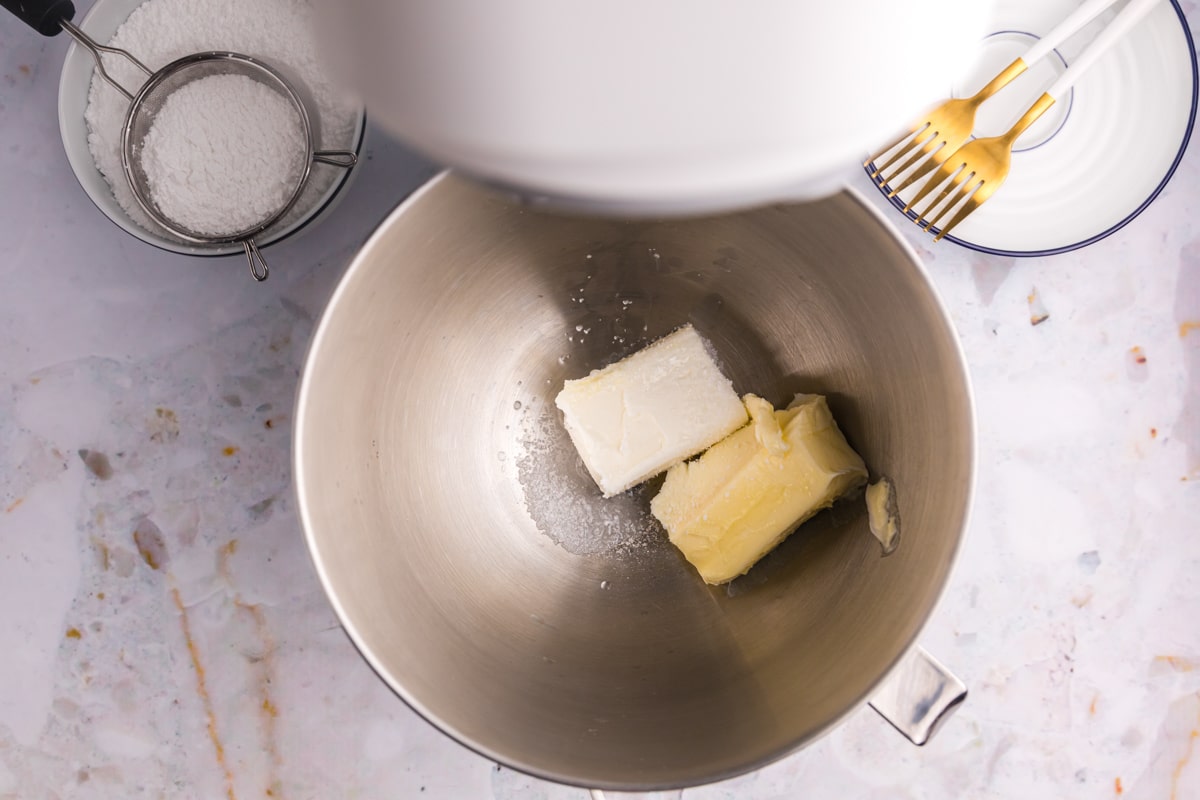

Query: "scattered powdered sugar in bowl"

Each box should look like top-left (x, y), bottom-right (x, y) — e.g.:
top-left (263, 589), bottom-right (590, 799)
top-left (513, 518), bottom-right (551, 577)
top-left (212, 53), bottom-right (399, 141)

top-left (138, 72), bottom-right (308, 237)
top-left (69, 0), bottom-right (363, 254)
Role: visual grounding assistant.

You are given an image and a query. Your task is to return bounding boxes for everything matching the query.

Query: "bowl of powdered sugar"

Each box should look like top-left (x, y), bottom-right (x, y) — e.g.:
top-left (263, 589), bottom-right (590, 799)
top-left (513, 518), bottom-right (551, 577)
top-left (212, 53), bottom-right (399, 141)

top-left (57, 0), bottom-right (364, 257)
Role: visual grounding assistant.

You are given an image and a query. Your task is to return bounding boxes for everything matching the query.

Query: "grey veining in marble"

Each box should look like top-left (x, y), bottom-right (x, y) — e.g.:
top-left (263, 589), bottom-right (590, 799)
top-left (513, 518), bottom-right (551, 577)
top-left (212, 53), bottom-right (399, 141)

top-left (2, 2), bottom-right (1199, 798)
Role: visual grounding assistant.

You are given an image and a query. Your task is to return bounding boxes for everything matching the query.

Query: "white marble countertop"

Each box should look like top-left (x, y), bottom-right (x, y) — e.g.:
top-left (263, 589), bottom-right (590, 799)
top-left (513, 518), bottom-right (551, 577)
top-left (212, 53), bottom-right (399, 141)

top-left (2, 4), bottom-right (1199, 799)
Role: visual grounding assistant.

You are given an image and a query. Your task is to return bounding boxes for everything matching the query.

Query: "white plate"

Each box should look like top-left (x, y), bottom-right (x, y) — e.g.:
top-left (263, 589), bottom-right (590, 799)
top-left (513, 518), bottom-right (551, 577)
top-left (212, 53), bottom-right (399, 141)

top-left (56, 0), bottom-right (366, 258)
top-left (868, 0), bottom-right (1196, 256)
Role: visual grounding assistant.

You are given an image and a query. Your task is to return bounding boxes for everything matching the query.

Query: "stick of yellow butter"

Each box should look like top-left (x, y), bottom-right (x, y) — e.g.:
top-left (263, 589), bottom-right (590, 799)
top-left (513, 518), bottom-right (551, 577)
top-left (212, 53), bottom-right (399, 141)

top-left (650, 393), bottom-right (868, 584)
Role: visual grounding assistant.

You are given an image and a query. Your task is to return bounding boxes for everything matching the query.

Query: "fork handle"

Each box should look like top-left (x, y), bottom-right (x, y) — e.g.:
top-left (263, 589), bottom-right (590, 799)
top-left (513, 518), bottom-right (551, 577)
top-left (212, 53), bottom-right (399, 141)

top-left (1006, 0), bottom-right (1161, 143)
top-left (1022, 0), bottom-right (1124, 66)
top-left (1044, 0), bottom-right (1161, 100)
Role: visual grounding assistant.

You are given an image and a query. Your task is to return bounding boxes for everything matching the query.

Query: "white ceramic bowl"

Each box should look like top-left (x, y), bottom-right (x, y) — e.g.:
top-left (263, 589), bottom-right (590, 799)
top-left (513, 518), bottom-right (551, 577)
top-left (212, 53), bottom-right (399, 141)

top-left (56, 0), bottom-right (365, 257)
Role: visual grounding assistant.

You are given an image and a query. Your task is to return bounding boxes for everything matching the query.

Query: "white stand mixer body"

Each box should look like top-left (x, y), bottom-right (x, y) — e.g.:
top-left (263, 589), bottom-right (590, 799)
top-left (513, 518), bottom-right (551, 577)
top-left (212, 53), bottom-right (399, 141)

top-left (316, 0), bottom-right (993, 214)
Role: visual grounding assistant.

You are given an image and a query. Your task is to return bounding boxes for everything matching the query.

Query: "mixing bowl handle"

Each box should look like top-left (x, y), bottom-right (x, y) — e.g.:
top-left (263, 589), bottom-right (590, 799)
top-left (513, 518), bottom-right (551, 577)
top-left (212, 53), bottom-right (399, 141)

top-left (867, 645), bottom-right (967, 745)
top-left (1, 0), bottom-right (75, 37)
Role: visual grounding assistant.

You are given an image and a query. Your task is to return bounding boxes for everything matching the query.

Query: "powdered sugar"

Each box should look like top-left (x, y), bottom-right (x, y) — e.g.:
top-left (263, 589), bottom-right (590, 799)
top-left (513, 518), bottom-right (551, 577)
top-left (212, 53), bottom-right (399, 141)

top-left (141, 74), bottom-right (306, 235)
top-left (514, 403), bottom-right (661, 558)
top-left (84, 0), bottom-right (359, 239)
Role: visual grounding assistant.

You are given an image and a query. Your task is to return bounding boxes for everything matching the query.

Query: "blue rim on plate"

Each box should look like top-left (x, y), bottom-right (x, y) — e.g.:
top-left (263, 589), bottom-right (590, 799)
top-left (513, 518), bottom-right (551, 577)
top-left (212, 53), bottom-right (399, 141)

top-left (866, 0), bottom-right (1198, 258)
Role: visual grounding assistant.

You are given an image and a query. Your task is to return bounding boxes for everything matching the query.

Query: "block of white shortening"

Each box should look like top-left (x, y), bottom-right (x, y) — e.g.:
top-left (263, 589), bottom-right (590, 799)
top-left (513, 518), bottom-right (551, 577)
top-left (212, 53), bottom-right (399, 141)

top-left (555, 324), bottom-right (749, 497)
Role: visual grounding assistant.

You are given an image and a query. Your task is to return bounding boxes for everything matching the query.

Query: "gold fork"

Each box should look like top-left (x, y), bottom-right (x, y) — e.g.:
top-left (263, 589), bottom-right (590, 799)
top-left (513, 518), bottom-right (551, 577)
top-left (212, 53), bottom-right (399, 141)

top-left (908, 0), bottom-right (1162, 241)
top-left (865, 0), bottom-right (1121, 195)
top-left (865, 60), bottom-right (1024, 193)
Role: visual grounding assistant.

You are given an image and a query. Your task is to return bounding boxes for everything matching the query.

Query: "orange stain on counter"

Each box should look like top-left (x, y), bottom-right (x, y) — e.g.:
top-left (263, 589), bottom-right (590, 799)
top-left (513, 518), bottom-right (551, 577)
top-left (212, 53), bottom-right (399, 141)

top-left (1181, 321), bottom-right (1200, 338)
top-left (218, 538), bottom-right (284, 796)
top-left (1173, 729), bottom-right (1199, 800)
top-left (65, 627), bottom-right (82, 640)
top-left (1090, 695), bottom-right (1099, 716)
top-left (171, 587), bottom-right (238, 800)
top-left (5, 498), bottom-right (23, 513)
top-left (243, 600), bottom-right (285, 800)
top-left (1115, 776), bottom-right (1123, 794)
top-left (1026, 288), bottom-right (1050, 326)
top-left (1130, 346), bottom-right (1147, 364)
top-left (1156, 656), bottom-right (1197, 672)
top-left (222, 446), bottom-right (239, 457)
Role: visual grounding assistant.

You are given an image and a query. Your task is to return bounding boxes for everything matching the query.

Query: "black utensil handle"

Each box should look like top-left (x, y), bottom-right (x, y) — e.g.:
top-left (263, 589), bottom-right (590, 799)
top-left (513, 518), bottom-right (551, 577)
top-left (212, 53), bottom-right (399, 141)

top-left (1, 0), bottom-right (75, 36)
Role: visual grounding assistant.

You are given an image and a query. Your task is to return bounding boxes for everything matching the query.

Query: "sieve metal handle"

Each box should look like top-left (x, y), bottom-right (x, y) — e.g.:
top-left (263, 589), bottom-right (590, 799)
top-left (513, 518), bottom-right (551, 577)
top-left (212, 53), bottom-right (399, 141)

top-left (243, 240), bottom-right (270, 282)
top-left (1, 0), bottom-right (152, 101)
top-left (59, 19), bottom-right (151, 102)
top-left (314, 150), bottom-right (359, 168)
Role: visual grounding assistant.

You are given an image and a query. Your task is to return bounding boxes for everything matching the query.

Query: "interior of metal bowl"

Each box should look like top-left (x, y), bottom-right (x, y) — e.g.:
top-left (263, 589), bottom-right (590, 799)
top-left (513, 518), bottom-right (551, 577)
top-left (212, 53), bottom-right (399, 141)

top-left (295, 174), bottom-right (974, 790)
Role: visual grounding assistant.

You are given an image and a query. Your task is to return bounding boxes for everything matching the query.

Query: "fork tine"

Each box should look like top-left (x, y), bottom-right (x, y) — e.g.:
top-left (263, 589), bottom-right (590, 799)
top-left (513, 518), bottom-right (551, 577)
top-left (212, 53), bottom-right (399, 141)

top-left (884, 140), bottom-right (950, 198)
top-left (867, 125), bottom-right (937, 182)
top-left (934, 179), bottom-right (1000, 241)
top-left (865, 123), bottom-right (931, 174)
top-left (922, 176), bottom-right (981, 233)
top-left (902, 158), bottom-right (960, 216)
top-left (871, 133), bottom-right (934, 183)
top-left (915, 165), bottom-right (974, 224)
top-left (865, 129), bottom-right (913, 169)
top-left (932, 198), bottom-right (979, 242)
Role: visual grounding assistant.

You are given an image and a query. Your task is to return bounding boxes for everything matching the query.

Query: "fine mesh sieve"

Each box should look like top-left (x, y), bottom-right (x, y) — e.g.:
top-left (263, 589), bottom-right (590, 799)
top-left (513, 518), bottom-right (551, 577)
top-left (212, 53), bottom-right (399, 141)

top-left (118, 52), bottom-right (358, 281)
top-left (1, 0), bottom-right (358, 282)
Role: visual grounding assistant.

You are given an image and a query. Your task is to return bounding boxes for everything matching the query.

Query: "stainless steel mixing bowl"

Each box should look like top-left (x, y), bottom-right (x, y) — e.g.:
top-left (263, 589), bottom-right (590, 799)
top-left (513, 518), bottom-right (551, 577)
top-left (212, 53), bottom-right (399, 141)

top-left (295, 174), bottom-right (975, 791)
